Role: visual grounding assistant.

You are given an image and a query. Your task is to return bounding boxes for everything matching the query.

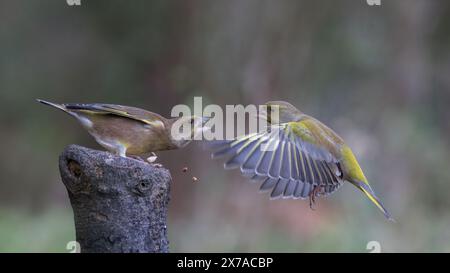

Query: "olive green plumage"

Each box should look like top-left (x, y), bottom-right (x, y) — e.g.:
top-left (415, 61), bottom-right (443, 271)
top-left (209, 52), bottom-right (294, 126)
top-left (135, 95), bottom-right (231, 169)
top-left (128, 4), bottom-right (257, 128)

top-left (37, 99), bottom-right (205, 157)
top-left (210, 101), bottom-right (393, 220)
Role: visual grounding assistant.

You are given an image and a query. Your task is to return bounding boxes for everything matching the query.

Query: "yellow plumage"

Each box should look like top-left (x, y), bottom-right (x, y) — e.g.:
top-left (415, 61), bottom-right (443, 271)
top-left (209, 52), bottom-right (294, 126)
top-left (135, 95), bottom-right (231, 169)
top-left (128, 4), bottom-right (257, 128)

top-left (209, 101), bottom-right (393, 220)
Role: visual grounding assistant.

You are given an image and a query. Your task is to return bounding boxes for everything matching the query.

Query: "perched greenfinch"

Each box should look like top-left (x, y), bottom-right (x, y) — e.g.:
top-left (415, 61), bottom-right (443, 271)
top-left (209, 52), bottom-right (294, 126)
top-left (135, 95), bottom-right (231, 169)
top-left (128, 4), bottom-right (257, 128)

top-left (37, 99), bottom-right (206, 159)
top-left (209, 101), bottom-right (393, 220)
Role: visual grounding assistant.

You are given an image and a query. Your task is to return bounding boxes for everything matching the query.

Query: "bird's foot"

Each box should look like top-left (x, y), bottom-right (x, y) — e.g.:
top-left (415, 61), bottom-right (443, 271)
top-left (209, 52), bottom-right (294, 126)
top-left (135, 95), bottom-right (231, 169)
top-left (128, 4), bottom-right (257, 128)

top-left (128, 155), bottom-right (146, 162)
top-left (309, 185), bottom-right (321, 210)
top-left (127, 154), bottom-right (162, 167)
top-left (309, 195), bottom-right (316, 210)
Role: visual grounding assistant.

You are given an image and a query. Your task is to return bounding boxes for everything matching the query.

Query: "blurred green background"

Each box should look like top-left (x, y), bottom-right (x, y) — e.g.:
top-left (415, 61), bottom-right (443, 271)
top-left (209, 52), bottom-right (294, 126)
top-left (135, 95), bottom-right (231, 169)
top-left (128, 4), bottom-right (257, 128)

top-left (1, 0), bottom-right (450, 252)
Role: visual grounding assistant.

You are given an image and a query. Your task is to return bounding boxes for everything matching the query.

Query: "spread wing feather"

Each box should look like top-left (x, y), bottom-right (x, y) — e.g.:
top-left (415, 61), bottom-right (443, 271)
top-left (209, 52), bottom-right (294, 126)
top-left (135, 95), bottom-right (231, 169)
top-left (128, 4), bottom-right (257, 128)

top-left (210, 123), bottom-right (343, 200)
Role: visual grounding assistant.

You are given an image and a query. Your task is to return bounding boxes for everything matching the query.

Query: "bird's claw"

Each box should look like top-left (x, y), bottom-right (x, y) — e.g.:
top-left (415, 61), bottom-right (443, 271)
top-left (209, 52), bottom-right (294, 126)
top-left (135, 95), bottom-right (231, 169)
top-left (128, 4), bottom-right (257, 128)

top-left (128, 155), bottom-right (146, 162)
top-left (309, 194), bottom-right (316, 210)
top-left (309, 185), bottom-right (321, 211)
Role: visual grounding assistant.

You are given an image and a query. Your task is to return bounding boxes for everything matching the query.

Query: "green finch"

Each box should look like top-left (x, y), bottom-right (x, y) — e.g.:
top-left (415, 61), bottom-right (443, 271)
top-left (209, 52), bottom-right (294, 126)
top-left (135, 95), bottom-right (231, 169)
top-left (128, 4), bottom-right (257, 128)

top-left (209, 101), bottom-right (393, 220)
top-left (37, 99), bottom-right (207, 160)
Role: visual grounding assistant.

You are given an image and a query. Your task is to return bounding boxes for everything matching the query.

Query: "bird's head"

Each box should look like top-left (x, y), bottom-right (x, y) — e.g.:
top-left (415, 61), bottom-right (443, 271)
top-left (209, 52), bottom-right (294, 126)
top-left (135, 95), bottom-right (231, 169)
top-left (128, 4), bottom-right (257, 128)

top-left (169, 115), bottom-right (210, 148)
top-left (261, 101), bottom-right (303, 124)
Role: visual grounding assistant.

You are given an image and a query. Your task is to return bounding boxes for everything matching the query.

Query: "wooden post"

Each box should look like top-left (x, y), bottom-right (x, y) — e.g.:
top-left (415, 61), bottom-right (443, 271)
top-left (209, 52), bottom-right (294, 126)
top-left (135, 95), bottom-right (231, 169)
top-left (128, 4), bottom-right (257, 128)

top-left (59, 145), bottom-right (171, 253)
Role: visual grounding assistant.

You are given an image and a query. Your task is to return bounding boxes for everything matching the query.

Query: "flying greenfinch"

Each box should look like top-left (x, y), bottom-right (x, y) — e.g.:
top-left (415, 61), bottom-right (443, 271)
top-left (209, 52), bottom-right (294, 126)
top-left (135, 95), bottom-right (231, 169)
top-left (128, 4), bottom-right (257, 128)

top-left (37, 99), bottom-right (207, 160)
top-left (209, 101), bottom-right (393, 220)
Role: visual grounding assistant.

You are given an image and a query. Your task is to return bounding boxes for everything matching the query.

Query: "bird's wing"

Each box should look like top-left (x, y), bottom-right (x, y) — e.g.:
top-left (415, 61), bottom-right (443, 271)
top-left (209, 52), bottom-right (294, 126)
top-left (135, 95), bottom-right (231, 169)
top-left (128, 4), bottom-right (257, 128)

top-left (63, 103), bottom-right (166, 127)
top-left (209, 122), bottom-right (343, 199)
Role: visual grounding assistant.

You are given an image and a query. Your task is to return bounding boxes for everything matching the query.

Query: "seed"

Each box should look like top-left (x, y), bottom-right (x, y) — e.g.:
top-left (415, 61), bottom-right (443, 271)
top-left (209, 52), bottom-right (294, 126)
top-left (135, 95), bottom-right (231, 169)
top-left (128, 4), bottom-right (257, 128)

top-left (147, 155), bottom-right (157, 163)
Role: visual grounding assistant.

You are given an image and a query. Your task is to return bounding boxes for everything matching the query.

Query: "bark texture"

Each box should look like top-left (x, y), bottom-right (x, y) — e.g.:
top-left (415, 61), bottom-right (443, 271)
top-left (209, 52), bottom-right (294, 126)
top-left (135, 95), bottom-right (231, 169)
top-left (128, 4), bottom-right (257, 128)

top-left (59, 144), bottom-right (171, 253)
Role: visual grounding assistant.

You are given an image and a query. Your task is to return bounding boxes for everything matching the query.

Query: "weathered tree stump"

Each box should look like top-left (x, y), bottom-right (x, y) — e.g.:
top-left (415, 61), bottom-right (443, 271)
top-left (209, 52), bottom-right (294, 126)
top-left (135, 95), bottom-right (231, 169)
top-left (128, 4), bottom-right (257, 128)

top-left (59, 145), bottom-right (171, 253)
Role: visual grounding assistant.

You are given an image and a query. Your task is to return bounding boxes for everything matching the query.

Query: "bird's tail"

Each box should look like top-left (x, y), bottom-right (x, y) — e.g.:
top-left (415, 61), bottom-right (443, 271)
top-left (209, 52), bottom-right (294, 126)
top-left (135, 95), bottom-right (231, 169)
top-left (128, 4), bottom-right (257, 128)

top-left (36, 99), bottom-right (68, 113)
top-left (353, 180), bottom-right (395, 222)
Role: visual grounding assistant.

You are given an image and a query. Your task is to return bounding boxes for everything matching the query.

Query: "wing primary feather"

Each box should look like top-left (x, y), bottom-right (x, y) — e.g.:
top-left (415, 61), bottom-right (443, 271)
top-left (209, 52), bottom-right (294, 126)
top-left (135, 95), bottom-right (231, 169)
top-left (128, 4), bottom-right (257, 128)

top-left (253, 131), bottom-right (274, 176)
top-left (260, 178), bottom-right (278, 192)
top-left (212, 134), bottom-right (254, 159)
top-left (241, 133), bottom-right (270, 172)
top-left (320, 161), bottom-right (335, 186)
top-left (250, 174), bottom-right (265, 181)
top-left (311, 159), bottom-right (324, 186)
top-left (324, 162), bottom-right (339, 184)
top-left (295, 138), bottom-right (309, 183)
top-left (279, 141), bottom-right (292, 179)
top-left (224, 137), bottom-right (260, 169)
top-left (293, 180), bottom-right (305, 199)
top-left (301, 182), bottom-right (312, 198)
top-left (283, 179), bottom-right (297, 198)
top-left (295, 147), bottom-right (306, 182)
top-left (268, 134), bottom-right (284, 178)
top-left (270, 179), bottom-right (288, 199)
top-left (212, 140), bottom-right (243, 159)
top-left (318, 161), bottom-right (332, 186)
top-left (290, 137), bottom-right (300, 180)
top-left (256, 131), bottom-right (280, 177)
top-left (303, 150), bottom-right (315, 185)
top-left (280, 126), bottom-right (293, 179)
